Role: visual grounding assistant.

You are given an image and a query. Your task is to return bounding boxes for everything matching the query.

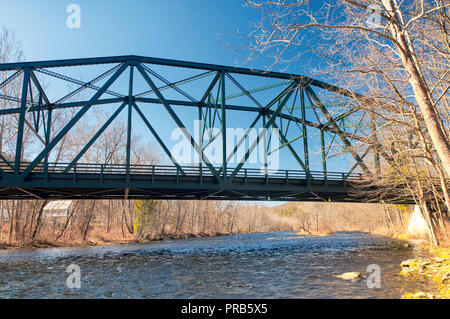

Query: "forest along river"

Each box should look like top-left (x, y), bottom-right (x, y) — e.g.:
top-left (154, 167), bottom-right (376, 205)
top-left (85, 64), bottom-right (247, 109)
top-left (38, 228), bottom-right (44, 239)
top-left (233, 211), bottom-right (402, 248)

top-left (0, 231), bottom-right (439, 298)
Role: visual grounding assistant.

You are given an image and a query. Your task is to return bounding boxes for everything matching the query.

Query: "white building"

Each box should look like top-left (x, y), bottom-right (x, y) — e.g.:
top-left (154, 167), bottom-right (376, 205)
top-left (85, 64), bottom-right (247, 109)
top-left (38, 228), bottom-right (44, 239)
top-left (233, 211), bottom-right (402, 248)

top-left (406, 205), bottom-right (430, 238)
top-left (0, 208), bottom-right (9, 222)
top-left (43, 200), bottom-right (73, 218)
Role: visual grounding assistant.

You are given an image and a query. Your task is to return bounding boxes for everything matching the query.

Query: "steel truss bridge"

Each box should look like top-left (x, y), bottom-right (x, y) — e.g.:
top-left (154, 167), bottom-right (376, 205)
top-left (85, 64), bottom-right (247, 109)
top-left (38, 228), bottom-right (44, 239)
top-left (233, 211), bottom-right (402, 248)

top-left (0, 55), bottom-right (382, 202)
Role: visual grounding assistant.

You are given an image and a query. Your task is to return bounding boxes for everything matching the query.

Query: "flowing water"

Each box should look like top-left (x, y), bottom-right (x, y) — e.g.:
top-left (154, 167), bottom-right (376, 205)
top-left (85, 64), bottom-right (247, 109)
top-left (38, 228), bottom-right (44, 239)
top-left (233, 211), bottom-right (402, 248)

top-left (0, 231), bottom-right (438, 299)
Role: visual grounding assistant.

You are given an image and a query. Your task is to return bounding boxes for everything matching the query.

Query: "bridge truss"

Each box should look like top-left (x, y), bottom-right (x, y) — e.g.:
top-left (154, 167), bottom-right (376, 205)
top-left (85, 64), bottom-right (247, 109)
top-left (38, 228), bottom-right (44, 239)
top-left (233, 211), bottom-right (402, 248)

top-left (0, 55), bottom-right (379, 201)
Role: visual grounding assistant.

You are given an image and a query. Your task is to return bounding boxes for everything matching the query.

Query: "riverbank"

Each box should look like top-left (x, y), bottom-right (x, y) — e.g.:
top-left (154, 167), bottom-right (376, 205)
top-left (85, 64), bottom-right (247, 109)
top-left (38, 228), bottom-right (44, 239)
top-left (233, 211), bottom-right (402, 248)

top-left (0, 229), bottom-right (356, 251)
top-left (0, 229), bottom-right (419, 251)
top-left (400, 245), bottom-right (450, 299)
top-left (0, 232), bottom-right (234, 251)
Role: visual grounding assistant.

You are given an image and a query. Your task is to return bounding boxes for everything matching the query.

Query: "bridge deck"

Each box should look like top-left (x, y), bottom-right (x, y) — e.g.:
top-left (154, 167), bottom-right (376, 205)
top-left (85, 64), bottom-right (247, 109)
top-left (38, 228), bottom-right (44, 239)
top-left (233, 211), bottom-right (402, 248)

top-left (0, 163), bottom-right (364, 201)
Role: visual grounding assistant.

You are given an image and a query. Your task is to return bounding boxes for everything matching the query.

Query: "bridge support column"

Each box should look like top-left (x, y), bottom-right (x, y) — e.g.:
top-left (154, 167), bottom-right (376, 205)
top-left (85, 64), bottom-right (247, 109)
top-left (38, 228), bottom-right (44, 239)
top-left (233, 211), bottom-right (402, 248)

top-left (14, 68), bottom-right (30, 174)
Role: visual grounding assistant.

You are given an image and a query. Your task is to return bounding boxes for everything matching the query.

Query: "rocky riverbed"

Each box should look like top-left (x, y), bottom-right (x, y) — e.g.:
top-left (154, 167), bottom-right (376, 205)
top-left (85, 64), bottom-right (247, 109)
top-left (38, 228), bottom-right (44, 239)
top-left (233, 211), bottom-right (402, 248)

top-left (400, 247), bottom-right (450, 299)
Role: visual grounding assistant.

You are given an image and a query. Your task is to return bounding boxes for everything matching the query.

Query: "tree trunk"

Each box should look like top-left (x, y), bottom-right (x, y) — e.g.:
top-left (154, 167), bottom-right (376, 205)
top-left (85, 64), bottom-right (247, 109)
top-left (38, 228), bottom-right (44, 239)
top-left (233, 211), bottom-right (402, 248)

top-left (420, 202), bottom-right (439, 247)
top-left (56, 201), bottom-right (78, 241)
top-left (382, 0), bottom-right (450, 178)
top-left (137, 201), bottom-right (146, 241)
top-left (32, 200), bottom-right (48, 241)
top-left (82, 201), bottom-right (96, 241)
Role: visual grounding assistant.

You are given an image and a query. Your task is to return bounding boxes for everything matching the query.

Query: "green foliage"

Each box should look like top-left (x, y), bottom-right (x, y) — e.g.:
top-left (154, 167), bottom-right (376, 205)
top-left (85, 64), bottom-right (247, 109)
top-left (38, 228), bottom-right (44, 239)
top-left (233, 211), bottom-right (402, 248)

top-left (279, 206), bottom-right (297, 217)
top-left (133, 200), bottom-right (157, 232)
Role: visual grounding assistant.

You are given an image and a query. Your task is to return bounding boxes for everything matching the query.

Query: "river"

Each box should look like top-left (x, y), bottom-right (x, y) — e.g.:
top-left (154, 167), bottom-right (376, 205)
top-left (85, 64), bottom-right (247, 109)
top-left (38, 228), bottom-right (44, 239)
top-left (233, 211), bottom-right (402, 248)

top-left (0, 231), bottom-right (438, 299)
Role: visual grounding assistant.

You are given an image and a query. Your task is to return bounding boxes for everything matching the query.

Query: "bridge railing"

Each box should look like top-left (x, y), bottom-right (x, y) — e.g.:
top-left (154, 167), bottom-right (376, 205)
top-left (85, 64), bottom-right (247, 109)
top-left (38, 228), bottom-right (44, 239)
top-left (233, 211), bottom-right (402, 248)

top-left (0, 162), bottom-right (364, 182)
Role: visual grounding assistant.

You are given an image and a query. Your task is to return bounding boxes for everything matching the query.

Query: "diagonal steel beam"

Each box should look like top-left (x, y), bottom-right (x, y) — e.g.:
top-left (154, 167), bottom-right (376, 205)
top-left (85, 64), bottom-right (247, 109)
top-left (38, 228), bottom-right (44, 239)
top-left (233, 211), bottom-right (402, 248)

top-left (141, 64), bottom-right (197, 103)
top-left (263, 81), bottom-right (296, 111)
top-left (135, 71), bottom-right (214, 99)
top-left (225, 113), bottom-right (262, 164)
top-left (132, 102), bottom-right (186, 175)
top-left (135, 63), bottom-right (221, 182)
top-left (225, 73), bottom-right (263, 108)
top-left (30, 70), bottom-right (52, 105)
top-left (345, 146), bottom-right (371, 178)
top-left (55, 64), bottom-right (123, 104)
top-left (0, 70), bottom-right (23, 90)
top-left (21, 63), bottom-right (128, 178)
top-left (230, 82), bottom-right (297, 179)
top-left (63, 102), bottom-right (128, 173)
top-left (24, 120), bottom-right (45, 145)
top-left (201, 72), bottom-right (220, 104)
top-left (306, 86), bottom-right (372, 176)
top-left (270, 119), bottom-right (311, 177)
top-left (226, 82), bottom-right (298, 166)
top-left (35, 68), bottom-right (125, 99)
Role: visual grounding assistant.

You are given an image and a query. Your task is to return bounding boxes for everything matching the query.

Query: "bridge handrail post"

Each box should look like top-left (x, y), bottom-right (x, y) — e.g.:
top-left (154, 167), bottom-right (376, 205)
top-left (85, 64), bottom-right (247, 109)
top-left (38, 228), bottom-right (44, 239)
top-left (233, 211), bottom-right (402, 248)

top-left (244, 168), bottom-right (248, 185)
top-left (73, 163), bottom-right (77, 182)
top-left (199, 163), bottom-right (203, 184)
top-left (286, 170), bottom-right (289, 186)
top-left (152, 165), bottom-right (155, 184)
top-left (176, 167), bottom-right (180, 184)
top-left (324, 170), bottom-right (328, 187)
top-left (342, 172), bottom-right (346, 187)
top-left (100, 164), bottom-right (104, 182)
top-left (306, 169), bottom-right (311, 189)
top-left (44, 159), bottom-right (49, 182)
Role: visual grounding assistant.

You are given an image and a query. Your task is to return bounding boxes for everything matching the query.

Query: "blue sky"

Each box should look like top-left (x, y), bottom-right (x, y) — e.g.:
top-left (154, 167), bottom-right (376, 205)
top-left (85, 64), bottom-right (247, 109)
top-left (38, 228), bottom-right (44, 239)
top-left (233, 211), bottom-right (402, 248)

top-left (0, 1), bottom-right (265, 69)
top-left (0, 1), bottom-right (359, 178)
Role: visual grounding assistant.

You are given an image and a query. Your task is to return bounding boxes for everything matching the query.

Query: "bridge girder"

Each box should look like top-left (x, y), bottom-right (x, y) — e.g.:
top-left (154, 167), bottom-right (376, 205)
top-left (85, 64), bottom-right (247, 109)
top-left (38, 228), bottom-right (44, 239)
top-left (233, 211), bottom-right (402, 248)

top-left (0, 55), bottom-right (381, 201)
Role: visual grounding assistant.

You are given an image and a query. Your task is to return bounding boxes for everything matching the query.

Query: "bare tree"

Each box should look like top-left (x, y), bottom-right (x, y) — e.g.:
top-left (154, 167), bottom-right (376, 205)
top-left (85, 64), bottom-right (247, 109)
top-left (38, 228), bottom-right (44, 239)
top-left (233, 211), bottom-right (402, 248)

top-left (245, 0), bottom-right (449, 244)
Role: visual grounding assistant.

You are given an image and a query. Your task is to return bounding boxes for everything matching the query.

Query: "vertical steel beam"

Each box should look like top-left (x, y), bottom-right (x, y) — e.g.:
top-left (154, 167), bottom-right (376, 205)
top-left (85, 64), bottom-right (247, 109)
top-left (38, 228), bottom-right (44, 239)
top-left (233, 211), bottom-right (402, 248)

top-left (126, 66), bottom-right (134, 180)
top-left (320, 129), bottom-right (327, 175)
top-left (262, 115), bottom-right (268, 175)
top-left (220, 71), bottom-right (227, 178)
top-left (198, 105), bottom-right (203, 173)
top-left (44, 106), bottom-right (52, 180)
top-left (14, 68), bottom-right (30, 174)
top-left (300, 88), bottom-right (310, 174)
top-left (369, 114), bottom-right (380, 174)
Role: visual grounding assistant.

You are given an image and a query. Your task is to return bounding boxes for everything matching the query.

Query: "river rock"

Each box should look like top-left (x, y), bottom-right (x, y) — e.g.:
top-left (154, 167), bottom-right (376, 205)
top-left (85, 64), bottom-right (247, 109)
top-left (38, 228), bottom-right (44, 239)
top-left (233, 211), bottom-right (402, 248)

top-left (441, 272), bottom-right (450, 283)
top-left (410, 292), bottom-right (434, 299)
top-left (401, 259), bottom-right (418, 267)
top-left (335, 272), bottom-right (362, 280)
